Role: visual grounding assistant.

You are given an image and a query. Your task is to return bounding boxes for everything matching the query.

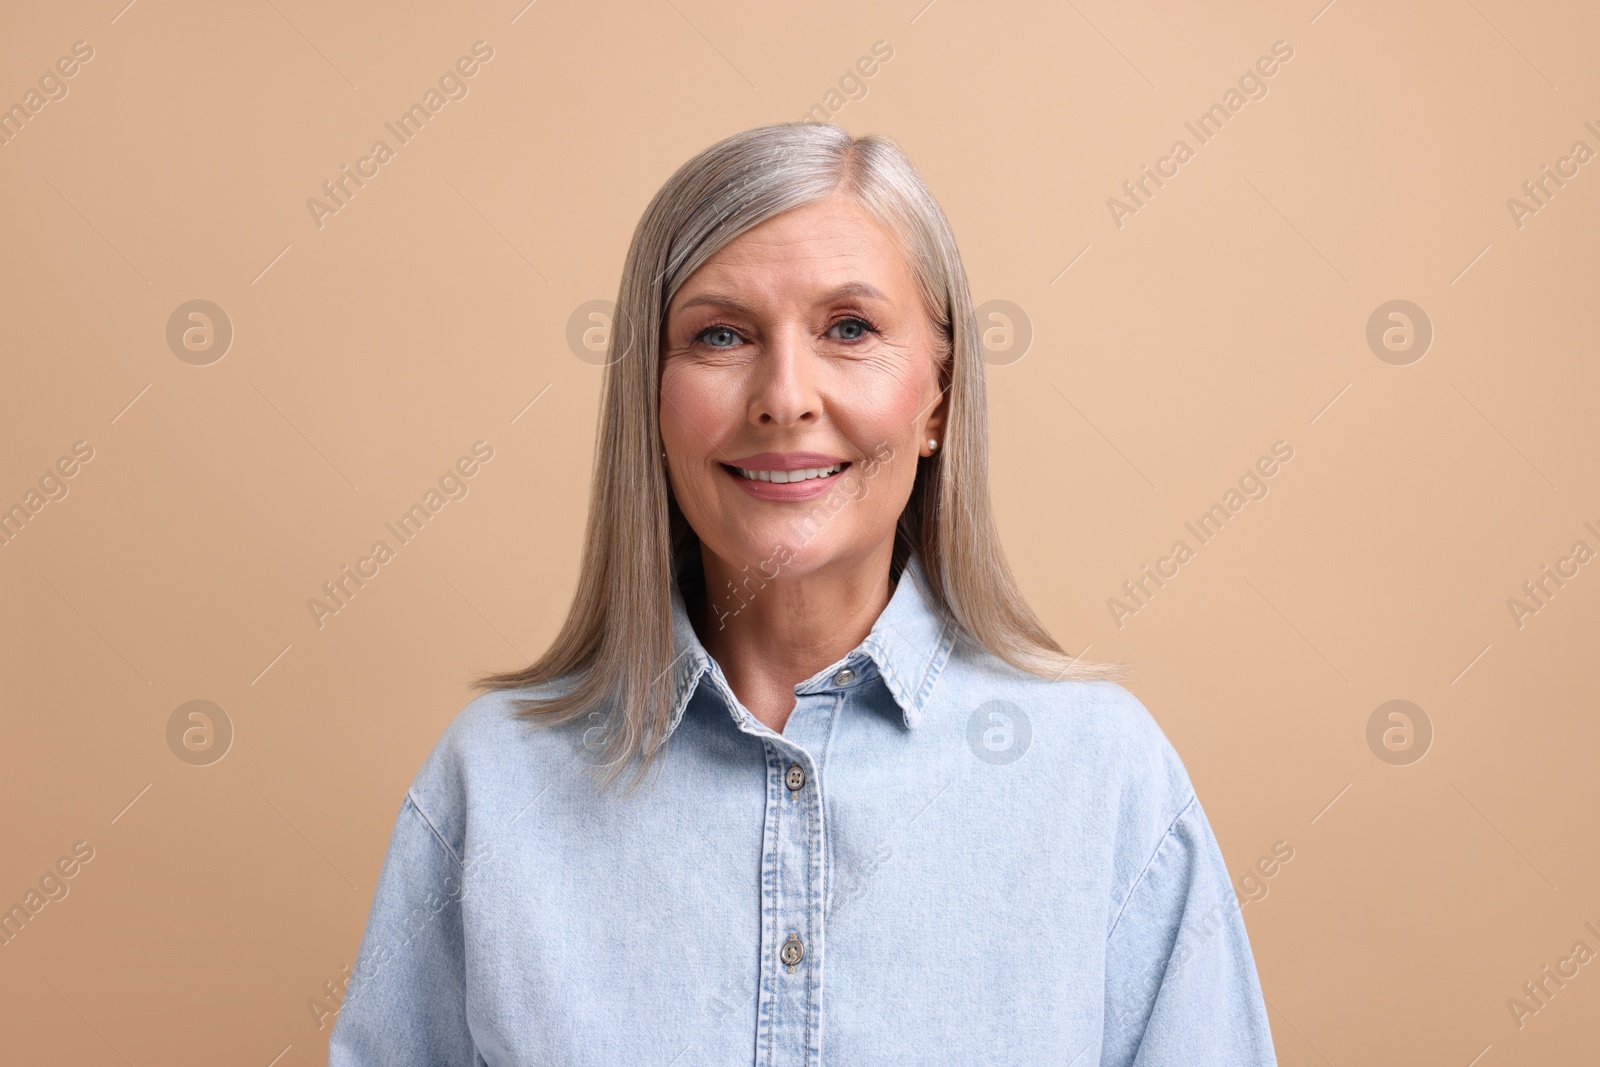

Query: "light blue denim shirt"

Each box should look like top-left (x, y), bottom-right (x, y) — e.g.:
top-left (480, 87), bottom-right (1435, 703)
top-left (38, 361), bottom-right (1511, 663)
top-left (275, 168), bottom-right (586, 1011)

top-left (328, 553), bottom-right (1277, 1065)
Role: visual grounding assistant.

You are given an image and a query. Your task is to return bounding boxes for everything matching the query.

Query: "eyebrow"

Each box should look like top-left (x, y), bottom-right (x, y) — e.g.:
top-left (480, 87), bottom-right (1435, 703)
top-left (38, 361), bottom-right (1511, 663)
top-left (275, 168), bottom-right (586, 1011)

top-left (673, 282), bottom-right (891, 316)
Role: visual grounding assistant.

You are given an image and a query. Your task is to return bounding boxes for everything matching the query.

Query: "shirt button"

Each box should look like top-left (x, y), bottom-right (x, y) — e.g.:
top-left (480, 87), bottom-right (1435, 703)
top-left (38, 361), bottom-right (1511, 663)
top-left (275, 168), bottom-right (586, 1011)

top-left (780, 934), bottom-right (805, 967)
top-left (831, 668), bottom-right (856, 686)
top-left (785, 763), bottom-right (806, 792)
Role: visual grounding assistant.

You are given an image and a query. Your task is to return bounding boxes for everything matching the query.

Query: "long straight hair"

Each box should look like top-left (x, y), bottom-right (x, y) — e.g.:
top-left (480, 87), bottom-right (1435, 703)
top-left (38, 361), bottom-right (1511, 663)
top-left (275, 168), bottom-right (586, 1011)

top-left (477, 122), bottom-right (1125, 794)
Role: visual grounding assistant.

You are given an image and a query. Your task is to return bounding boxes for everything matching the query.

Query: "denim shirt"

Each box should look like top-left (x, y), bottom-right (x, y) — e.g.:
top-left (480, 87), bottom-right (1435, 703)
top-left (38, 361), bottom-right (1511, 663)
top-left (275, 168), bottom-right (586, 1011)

top-left (328, 554), bottom-right (1277, 1065)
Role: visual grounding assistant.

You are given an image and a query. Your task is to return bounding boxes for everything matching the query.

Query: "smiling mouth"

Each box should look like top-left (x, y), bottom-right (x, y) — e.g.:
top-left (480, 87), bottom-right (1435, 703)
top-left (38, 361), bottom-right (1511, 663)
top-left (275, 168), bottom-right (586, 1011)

top-left (723, 462), bottom-right (849, 483)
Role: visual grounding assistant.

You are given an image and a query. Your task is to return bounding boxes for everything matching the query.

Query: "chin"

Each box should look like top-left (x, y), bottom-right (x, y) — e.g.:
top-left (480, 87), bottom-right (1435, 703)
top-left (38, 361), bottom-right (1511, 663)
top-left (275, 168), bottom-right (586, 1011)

top-left (767, 530), bottom-right (881, 578)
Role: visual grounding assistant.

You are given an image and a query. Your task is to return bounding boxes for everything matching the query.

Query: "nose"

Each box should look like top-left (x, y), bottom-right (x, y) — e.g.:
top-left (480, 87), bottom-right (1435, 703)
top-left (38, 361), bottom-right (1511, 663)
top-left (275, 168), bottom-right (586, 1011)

top-left (749, 324), bottom-right (819, 429)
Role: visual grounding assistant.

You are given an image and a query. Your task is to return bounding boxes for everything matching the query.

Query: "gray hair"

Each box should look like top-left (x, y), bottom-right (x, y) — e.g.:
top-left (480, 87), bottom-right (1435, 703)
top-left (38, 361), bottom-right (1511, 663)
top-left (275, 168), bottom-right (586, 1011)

top-left (477, 122), bottom-right (1124, 794)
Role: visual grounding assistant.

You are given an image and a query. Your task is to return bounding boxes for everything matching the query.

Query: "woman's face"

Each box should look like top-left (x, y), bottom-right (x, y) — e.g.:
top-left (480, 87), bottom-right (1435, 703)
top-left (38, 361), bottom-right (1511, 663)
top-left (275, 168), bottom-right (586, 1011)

top-left (660, 192), bottom-right (948, 583)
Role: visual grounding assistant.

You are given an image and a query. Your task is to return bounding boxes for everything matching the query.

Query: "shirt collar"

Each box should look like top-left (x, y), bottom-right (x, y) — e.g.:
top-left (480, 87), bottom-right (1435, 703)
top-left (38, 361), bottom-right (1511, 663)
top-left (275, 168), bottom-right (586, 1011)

top-left (660, 552), bottom-right (957, 744)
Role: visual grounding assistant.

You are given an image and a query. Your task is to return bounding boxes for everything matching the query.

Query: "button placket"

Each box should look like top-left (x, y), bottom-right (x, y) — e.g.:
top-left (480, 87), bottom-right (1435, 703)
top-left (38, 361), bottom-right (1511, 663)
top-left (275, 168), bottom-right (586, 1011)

top-left (752, 693), bottom-right (837, 1065)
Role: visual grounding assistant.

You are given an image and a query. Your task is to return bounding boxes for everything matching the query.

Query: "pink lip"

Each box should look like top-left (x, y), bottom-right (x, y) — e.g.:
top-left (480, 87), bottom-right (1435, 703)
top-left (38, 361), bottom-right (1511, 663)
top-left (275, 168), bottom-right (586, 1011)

top-left (720, 452), bottom-right (852, 502)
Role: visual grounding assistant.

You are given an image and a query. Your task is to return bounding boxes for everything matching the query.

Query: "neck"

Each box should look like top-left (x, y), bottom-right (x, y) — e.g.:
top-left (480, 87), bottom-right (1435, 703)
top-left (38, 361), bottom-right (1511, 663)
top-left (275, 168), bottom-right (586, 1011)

top-left (693, 543), bottom-right (897, 734)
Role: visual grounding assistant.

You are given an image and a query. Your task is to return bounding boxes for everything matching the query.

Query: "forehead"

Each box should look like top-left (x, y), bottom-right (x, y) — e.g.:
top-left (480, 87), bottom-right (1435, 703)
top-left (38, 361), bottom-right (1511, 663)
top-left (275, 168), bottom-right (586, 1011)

top-left (671, 194), bottom-right (914, 304)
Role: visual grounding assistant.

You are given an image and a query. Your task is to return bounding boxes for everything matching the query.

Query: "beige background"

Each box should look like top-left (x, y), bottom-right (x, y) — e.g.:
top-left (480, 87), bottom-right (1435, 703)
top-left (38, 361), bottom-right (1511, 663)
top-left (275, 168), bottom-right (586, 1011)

top-left (2, 0), bottom-right (1596, 1062)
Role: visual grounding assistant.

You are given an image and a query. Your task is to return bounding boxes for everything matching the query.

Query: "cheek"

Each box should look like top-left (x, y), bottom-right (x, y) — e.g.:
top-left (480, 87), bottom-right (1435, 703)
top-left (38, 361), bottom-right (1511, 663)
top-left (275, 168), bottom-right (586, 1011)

top-left (842, 364), bottom-right (932, 450)
top-left (659, 365), bottom-right (735, 452)
top-left (837, 387), bottom-right (930, 515)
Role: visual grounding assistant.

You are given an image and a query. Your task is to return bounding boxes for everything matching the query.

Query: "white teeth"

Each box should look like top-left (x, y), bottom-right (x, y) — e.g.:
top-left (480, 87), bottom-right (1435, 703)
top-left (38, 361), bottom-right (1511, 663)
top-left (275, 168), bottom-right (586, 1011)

top-left (738, 464), bottom-right (842, 483)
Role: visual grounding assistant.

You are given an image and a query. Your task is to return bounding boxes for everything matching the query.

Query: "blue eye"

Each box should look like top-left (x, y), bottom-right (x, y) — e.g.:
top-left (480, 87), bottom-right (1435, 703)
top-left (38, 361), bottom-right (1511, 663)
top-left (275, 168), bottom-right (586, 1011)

top-left (699, 325), bottom-right (741, 348)
top-left (828, 317), bottom-right (875, 341)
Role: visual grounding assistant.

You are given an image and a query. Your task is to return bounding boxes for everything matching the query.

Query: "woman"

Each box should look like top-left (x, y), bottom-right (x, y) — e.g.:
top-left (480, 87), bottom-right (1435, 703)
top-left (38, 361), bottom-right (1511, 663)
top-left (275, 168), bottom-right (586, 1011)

top-left (329, 123), bottom-right (1277, 1065)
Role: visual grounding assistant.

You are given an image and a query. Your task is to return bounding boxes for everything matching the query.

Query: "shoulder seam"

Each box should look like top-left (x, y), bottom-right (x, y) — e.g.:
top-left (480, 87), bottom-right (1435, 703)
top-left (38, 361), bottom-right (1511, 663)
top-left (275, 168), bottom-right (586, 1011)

top-left (1105, 792), bottom-right (1198, 943)
top-left (405, 788), bottom-right (465, 870)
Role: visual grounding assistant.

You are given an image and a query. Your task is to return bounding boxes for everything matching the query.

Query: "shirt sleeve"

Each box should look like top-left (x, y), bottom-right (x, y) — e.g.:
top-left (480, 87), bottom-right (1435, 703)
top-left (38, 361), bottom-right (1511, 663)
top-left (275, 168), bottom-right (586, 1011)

top-left (1099, 794), bottom-right (1278, 1065)
top-left (328, 792), bottom-right (484, 1067)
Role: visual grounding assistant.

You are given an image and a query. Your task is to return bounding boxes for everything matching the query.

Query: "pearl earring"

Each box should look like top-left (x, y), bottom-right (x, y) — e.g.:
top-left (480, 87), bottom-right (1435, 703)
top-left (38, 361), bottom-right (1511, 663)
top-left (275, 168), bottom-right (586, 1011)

top-left (927, 439), bottom-right (939, 451)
